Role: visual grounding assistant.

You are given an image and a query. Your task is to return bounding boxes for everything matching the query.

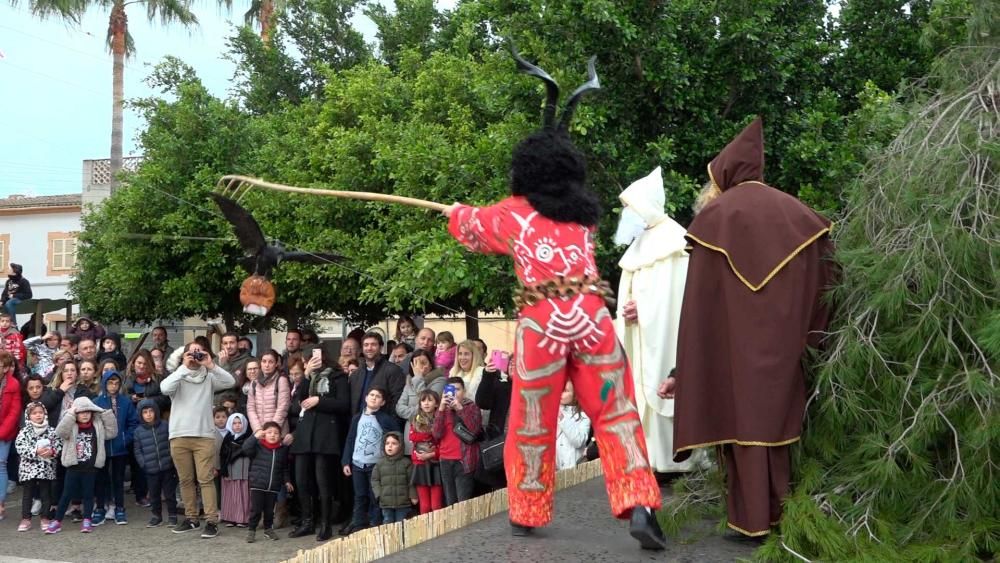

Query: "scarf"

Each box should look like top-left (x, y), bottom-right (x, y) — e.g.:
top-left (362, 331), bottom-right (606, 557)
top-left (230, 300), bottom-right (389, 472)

top-left (133, 372), bottom-right (151, 385)
top-left (77, 420), bottom-right (94, 430)
top-left (260, 438), bottom-right (281, 450)
top-left (413, 410), bottom-right (436, 433)
top-left (257, 369), bottom-right (278, 389)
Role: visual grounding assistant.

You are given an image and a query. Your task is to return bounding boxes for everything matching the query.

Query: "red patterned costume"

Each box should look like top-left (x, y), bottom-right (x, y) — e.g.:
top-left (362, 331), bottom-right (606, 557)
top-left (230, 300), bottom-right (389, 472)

top-left (443, 48), bottom-right (665, 550)
top-left (449, 198), bottom-right (661, 526)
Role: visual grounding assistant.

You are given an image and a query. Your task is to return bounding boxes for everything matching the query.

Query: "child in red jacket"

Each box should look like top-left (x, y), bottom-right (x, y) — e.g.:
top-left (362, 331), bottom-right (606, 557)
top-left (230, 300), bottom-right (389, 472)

top-left (408, 390), bottom-right (442, 513)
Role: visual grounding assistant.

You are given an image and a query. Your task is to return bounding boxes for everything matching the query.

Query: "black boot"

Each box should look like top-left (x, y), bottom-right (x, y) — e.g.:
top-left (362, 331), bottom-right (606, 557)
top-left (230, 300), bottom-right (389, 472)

top-left (629, 507), bottom-right (667, 551)
top-left (510, 522), bottom-right (534, 537)
top-left (287, 497), bottom-right (314, 538)
top-left (316, 497), bottom-right (333, 541)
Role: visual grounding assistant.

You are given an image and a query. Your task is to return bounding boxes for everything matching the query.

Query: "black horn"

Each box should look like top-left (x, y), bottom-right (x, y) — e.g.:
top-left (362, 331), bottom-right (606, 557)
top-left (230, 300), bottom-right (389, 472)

top-left (558, 56), bottom-right (600, 132)
top-left (510, 41), bottom-right (560, 129)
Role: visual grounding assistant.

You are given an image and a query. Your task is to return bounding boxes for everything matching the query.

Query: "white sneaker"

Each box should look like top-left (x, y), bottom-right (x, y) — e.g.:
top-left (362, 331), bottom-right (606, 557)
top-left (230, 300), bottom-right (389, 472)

top-left (31, 499), bottom-right (42, 516)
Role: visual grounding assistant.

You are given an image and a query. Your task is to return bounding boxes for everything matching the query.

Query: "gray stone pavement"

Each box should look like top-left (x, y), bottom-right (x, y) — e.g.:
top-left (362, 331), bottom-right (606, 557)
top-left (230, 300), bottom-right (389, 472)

top-left (0, 494), bottom-right (313, 563)
top-left (0, 478), bottom-right (754, 562)
top-left (382, 478), bottom-right (755, 563)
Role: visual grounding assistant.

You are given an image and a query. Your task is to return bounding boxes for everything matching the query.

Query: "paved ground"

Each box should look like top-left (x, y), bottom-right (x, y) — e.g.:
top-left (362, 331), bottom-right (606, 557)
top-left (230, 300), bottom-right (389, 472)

top-left (0, 493), bottom-right (315, 563)
top-left (0, 479), bottom-right (754, 563)
top-left (382, 478), bottom-right (755, 563)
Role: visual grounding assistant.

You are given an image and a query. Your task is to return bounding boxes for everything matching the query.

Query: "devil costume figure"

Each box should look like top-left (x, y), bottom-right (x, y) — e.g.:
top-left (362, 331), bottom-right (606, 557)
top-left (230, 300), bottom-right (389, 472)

top-left (669, 118), bottom-right (836, 538)
top-left (444, 48), bottom-right (666, 550)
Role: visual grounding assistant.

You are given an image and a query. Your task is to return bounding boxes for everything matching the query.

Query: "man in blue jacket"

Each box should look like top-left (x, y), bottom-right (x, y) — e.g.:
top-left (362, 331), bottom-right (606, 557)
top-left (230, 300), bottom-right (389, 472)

top-left (93, 369), bottom-right (139, 525)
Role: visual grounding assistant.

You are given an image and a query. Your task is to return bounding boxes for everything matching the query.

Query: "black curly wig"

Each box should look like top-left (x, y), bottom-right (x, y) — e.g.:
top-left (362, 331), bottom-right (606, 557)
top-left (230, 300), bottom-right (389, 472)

top-left (510, 130), bottom-right (602, 227)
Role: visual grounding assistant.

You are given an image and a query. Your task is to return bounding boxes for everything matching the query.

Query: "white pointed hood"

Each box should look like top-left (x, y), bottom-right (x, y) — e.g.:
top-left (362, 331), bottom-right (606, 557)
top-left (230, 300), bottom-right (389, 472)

top-left (617, 167), bottom-right (687, 271)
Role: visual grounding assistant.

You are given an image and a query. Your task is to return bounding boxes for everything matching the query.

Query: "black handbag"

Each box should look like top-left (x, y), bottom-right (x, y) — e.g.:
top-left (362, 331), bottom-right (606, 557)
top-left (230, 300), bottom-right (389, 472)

top-left (452, 412), bottom-right (479, 445)
top-left (479, 416), bottom-right (508, 472)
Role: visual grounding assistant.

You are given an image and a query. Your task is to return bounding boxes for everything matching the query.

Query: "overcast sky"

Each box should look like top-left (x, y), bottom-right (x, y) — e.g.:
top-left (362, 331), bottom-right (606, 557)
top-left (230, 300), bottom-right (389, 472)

top-left (0, 1), bottom-right (456, 197)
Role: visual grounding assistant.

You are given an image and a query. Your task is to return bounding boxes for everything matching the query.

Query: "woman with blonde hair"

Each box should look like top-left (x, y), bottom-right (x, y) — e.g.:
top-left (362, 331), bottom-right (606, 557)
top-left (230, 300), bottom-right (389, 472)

top-left (449, 340), bottom-right (485, 402)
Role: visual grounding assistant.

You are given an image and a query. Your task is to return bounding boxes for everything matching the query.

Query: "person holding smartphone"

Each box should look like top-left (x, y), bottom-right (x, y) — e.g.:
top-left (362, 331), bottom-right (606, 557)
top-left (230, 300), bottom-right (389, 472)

top-left (160, 341), bottom-right (235, 538)
top-left (431, 377), bottom-right (481, 506)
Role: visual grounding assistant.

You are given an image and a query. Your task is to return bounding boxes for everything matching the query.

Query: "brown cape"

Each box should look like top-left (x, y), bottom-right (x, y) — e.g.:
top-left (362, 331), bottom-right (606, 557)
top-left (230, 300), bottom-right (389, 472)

top-left (673, 118), bottom-right (836, 460)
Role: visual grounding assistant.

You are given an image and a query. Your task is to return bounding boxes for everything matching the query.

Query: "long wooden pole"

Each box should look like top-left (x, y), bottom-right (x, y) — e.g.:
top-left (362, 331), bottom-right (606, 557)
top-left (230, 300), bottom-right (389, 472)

top-left (218, 175), bottom-right (449, 212)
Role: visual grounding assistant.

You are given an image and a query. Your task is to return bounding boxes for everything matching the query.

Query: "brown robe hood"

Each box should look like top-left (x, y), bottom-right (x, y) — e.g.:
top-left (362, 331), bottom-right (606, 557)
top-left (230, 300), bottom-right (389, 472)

top-left (672, 117), bottom-right (836, 460)
top-left (690, 117), bottom-right (831, 291)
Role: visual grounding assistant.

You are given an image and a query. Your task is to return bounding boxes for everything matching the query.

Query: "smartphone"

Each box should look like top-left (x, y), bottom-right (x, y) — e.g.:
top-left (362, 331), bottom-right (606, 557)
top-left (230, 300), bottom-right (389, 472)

top-left (491, 350), bottom-right (510, 373)
top-left (312, 348), bottom-right (322, 361)
top-left (443, 383), bottom-right (456, 401)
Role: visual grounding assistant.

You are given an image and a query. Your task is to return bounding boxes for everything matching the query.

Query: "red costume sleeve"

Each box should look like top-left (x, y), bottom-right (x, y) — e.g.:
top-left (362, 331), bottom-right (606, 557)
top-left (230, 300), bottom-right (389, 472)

top-left (447, 202), bottom-right (511, 256)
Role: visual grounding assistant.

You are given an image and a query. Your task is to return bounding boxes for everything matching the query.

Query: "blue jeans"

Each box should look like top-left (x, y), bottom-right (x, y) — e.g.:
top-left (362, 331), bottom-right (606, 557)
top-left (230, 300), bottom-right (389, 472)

top-left (0, 440), bottom-right (10, 504)
top-left (381, 507), bottom-right (410, 523)
top-left (2, 298), bottom-right (20, 320)
top-left (349, 464), bottom-right (381, 527)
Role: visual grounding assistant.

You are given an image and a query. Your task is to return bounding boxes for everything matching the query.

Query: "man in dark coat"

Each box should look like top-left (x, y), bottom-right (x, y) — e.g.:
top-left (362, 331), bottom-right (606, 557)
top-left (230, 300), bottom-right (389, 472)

top-left (348, 332), bottom-right (404, 419)
top-left (663, 118), bottom-right (836, 539)
top-left (2, 263), bottom-right (32, 320)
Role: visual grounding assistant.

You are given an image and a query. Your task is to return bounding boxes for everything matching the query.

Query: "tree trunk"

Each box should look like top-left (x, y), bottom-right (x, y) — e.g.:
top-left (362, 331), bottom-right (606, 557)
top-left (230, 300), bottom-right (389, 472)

top-left (464, 310), bottom-right (479, 340)
top-left (222, 309), bottom-right (235, 334)
top-left (260, 0), bottom-right (274, 44)
top-left (109, 2), bottom-right (127, 193)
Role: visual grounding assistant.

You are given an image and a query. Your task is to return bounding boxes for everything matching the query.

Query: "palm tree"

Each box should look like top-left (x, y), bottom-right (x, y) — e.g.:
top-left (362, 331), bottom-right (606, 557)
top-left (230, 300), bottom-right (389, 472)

top-left (12, 0), bottom-right (197, 192)
top-left (239, 0), bottom-right (284, 44)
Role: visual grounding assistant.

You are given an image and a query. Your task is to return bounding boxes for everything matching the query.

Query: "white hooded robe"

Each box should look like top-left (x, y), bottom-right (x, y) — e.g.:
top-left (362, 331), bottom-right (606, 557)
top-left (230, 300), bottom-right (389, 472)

top-left (615, 167), bottom-right (701, 472)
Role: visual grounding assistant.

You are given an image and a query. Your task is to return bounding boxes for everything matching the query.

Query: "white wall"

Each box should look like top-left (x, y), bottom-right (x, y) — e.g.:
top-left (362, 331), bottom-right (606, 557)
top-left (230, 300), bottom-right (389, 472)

top-left (0, 209), bottom-right (81, 301)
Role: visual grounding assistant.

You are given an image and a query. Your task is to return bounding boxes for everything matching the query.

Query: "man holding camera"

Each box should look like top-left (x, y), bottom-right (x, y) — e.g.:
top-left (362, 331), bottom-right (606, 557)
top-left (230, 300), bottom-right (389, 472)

top-left (161, 341), bottom-right (235, 538)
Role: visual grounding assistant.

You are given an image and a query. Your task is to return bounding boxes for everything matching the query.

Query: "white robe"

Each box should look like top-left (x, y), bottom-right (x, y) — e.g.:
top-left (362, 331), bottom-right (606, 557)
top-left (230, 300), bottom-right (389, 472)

top-left (615, 167), bottom-right (702, 472)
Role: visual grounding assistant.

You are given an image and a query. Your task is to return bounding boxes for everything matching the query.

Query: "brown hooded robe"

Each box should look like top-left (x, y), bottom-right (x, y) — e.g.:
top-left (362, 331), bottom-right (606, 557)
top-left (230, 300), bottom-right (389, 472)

top-left (672, 118), bottom-right (836, 536)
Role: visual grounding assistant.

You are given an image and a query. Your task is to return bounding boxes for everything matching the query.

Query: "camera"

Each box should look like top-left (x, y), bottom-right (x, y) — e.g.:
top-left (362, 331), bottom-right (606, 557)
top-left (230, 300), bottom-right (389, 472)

top-left (190, 350), bottom-right (206, 361)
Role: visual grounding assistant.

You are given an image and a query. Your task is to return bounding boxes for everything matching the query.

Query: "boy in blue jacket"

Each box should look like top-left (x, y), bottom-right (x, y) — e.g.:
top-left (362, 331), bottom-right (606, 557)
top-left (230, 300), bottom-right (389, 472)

top-left (133, 399), bottom-right (178, 527)
top-left (340, 387), bottom-right (400, 536)
top-left (93, 369), bottom-right (139, 525)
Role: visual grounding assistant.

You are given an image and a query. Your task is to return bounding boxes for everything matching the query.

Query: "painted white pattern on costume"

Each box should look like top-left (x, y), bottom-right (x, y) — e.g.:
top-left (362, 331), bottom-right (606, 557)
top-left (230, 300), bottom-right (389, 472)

top-left (607, 419), bottom-right (649, 473)
top-left (510, 211), bottom-right (595, 284)
top-left (536, 295), bottom-right (604, 356)
top-left (516, 387), bottom-right (551, 437)
top-left (517, 443), bottom-right (548, 492)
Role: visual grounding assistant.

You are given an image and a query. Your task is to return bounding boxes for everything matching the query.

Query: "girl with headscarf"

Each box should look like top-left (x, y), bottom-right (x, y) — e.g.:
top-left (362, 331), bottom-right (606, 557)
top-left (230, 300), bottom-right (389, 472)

top-left (220, 412), bottom-right (252, 527)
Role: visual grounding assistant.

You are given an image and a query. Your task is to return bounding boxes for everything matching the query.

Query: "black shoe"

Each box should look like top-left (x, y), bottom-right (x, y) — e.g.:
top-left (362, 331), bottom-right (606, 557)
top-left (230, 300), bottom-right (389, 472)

top-left (337, 522), bottom-right (353, 536)
top-left (723, 531), bottom-right (767, 545)
top-left (147, 516), bottom-right (163, 528)
top-left (288, 520), bottom-right (314, 538)
top-left (168, 515), bottom-right (178, 526)
top-left (246, 530), bottom-right (256, 543)
top-left (629, 507), bottom-right (667, 551)
top-left (510, 522), bottom-right (534, 537)
top-left (200, 522), bottom-right (219, 538)
top-left (316, 524), bottom-right (333, 542)
top-left (172, 519), bottom-right (200, 534)
top-left (263, 528), bottom-right (279, 541)
top-left (70, 508), bottom-right (84, 523)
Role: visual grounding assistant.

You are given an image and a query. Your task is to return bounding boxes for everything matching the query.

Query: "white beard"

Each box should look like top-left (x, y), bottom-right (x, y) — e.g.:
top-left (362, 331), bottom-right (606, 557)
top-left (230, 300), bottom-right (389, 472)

top-left (614, 206), bottom-right (647, 246)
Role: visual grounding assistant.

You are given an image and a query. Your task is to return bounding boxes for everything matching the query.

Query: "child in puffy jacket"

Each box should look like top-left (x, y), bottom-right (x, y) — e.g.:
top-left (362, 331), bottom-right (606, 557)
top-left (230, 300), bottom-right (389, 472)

top-left (371, 432), bottom-right (416, 523)
top-left (242, 421), bottom-right (292, 543)
top-left (47, 396), bottom-right (118, 534)
top-left (15, 401), bottom-right (61, 531)
top-left (92, 369), bottom-right (139, 525)
top-left (132, 399), bottom-right (177, 527)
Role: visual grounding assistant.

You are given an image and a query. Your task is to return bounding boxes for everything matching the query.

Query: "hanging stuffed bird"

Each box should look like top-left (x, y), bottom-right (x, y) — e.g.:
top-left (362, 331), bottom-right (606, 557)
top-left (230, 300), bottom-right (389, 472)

top-left (209, 193), bottom-right (345, 316)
